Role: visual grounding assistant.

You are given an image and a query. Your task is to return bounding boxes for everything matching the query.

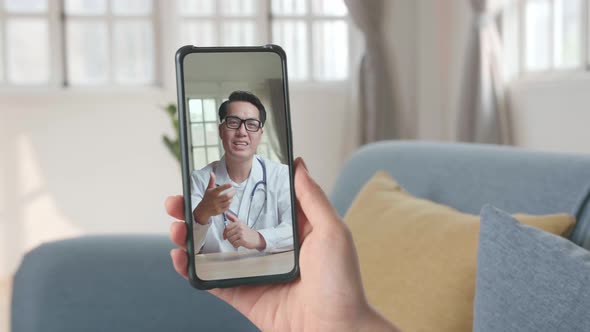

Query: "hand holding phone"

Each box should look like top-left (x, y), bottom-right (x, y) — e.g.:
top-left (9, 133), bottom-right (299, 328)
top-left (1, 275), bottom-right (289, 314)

top-left (166, 158), bottom-right (400, 331)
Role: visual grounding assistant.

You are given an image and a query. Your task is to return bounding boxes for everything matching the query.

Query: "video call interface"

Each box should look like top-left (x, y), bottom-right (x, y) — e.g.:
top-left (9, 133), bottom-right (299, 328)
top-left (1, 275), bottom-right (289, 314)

top-left (183, 51), bottom-right (296, 280)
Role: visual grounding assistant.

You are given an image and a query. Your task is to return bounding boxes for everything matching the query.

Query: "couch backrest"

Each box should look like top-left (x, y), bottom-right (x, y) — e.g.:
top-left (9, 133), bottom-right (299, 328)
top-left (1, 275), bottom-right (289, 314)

top-left (330, 141), bottom-right (590, 249)
top-left (11, 235), bottom-right (259, 332)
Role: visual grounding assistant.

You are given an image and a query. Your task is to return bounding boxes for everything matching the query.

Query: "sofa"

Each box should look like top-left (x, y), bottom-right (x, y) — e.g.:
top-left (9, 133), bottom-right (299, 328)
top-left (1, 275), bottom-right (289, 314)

top-left (11, 141), bottom-right (590, 331)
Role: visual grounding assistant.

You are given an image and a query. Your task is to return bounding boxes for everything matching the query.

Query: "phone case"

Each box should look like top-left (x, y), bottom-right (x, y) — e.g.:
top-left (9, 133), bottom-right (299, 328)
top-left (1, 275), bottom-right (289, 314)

top-left (175, 44), bottom-right (300, 290)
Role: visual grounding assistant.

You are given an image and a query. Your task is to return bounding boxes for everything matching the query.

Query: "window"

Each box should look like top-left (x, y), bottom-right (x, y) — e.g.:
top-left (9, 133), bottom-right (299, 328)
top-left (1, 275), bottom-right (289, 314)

top-left (271, 0), bottom-right (349, 81)
top-left (64, 0), bottom-right (156, 85)
top-left (0, 0), bottom-right (51, 84)
top-left (0, 0), bottom-right (157, 87)
top-left (0, 0), bottom-right (350, 87)
top-left (178, 0), bottom-right (265, 47)
top-left (188, 98), bottom-right (223, 169)
top-left (502, 0), bottom-right (590, 80)
top-left (178, 0), bottom-right (350, 82)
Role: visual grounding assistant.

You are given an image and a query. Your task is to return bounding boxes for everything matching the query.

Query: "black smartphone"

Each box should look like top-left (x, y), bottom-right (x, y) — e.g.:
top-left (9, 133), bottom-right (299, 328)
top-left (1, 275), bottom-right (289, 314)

top-left (175, 45), bottom-right (299, 290)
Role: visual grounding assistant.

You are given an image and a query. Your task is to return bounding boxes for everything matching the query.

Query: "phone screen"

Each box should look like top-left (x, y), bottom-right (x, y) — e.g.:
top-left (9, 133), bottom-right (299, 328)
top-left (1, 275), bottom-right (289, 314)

top-left (176, 46), bottom-right (298, 288)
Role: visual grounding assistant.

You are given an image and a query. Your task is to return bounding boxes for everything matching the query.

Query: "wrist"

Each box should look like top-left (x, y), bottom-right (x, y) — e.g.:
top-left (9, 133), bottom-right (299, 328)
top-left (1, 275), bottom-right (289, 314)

top-left (256, 232), bottom-right (267, 250)
top-left (193, 206), bottom-right (211, 225)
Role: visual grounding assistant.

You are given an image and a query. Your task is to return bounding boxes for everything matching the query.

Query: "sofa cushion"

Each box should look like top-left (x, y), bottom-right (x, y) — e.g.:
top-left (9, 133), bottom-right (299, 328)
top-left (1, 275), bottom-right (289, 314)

top-left (474, 205), bottom-right (590, 332)
top-left (345, 171), bottom-right (575, 332)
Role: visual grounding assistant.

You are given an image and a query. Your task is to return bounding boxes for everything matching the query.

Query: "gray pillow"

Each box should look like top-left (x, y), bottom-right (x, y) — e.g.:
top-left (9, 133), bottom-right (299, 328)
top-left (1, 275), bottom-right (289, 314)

top-left (473, 204), bottom-right (590, 332)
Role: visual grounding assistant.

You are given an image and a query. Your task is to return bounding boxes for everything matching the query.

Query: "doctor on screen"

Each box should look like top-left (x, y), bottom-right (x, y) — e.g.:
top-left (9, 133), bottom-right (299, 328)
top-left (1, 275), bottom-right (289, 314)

top-left (190, 91), bottom-right (293, 254)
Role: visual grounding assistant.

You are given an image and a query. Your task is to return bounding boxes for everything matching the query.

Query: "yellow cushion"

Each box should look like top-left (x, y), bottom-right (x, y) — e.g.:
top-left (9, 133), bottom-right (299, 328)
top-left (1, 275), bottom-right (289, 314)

top-left (345, 171), bottom-right (576, 332)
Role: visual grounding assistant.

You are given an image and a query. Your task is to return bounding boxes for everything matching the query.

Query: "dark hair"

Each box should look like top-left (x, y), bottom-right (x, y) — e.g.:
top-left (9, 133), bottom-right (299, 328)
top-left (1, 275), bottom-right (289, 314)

top-left (218, 91), bottom-right (266, 126)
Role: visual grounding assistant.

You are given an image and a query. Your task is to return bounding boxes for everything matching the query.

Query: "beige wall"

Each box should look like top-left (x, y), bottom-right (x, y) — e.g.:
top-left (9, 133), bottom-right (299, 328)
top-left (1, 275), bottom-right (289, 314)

top-left (510, 77), bottom-right (590, 154)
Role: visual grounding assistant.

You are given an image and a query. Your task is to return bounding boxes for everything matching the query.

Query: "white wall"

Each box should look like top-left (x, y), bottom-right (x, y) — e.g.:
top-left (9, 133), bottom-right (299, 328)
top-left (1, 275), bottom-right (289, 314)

top-left (0, 90), bottom-right (176, 276)
top-left (510, 77), bottom-right (590, 154)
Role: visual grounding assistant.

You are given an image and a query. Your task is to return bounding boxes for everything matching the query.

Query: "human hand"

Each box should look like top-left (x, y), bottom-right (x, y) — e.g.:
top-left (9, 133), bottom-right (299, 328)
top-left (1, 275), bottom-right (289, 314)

top-left (166, 158), bottom-right (399, 332)
top-left (222, 213), bottom-right (266, 250)
top-left (193, 172), bottom-right (235, 225)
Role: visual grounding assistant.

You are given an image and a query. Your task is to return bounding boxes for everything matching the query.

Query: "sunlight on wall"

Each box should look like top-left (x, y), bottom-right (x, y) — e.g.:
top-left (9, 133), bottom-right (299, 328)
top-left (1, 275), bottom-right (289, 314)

top-left (20, 133), bottom-right (82, 249)
top-left (0, 134), bottom-right (82, 278)
top-left (23, 195), bottom-right (82, 252)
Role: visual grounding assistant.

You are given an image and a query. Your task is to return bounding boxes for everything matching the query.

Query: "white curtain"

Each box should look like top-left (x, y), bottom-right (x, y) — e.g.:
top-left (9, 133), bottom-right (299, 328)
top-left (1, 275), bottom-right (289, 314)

top-left (458, 0), bottom-right (511, 144)
top-left (344, 0), bottom-right (400, 143)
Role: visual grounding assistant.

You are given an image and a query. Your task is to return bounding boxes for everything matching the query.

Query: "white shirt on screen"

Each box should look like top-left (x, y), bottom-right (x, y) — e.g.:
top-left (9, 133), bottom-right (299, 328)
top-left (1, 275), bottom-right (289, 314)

top-left (190, 155), bottom-right (294, 254)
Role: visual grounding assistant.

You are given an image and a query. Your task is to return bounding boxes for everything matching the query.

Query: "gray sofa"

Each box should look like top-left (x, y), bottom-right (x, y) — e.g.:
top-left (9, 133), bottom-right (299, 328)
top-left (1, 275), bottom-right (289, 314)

top-left (11, 141), bottom-right (590, 331)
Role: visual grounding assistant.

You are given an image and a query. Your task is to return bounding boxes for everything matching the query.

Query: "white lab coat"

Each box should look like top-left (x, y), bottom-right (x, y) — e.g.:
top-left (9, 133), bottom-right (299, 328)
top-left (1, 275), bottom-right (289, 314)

top-left (190, 155), bottom-right (294, 254)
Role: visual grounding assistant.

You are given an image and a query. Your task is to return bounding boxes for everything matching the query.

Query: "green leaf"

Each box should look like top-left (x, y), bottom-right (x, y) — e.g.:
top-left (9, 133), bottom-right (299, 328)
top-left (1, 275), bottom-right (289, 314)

top-left (162, 103), bottom-right (181, 165)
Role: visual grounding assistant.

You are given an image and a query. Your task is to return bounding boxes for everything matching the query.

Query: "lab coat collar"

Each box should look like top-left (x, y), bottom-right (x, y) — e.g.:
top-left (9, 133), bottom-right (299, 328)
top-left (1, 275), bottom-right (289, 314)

top-left (250, 155), bottom-right (264, 184)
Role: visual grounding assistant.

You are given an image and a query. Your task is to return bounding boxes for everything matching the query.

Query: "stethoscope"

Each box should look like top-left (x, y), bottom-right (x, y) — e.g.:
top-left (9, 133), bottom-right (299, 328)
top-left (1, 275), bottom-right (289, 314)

top-left (219, 157), bottom-right (267, 228)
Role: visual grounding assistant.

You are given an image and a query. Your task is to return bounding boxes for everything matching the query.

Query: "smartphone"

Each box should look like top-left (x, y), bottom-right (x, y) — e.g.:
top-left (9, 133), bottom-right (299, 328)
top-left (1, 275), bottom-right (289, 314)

top-left (175, 45), bottom-right (300, 289)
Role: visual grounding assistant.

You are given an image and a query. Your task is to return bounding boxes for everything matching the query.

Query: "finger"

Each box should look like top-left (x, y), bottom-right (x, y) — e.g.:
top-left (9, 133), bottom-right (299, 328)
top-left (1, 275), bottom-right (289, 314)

top-left (218, 189), bottom-right (236, 201)
top-left (211, 183), bottom-right (232, 194)
top-left (225, 222), bottom-right (239, 231)
top-left (221, 200), bottom-right (234, 210)
top-left (207, 172), bottom-right (216, 189)
top-left (226, 213), bottom-right (240, 223)
top-left (219, 195), bottom-right (236, 206)
top-left (294, 157), bottom-right (313, 242)
top-left (228, 234), bottom-right (241, 244)
top-left (294, 157), bottom-right (308, 171)
top-left (165, 195), bottom-right (185, 221)
top-left (294, 158), bottom-right (340, 229)
top-left (225, 227), bottom-right (240, 239)
top-left (170, 248), bottom-right (188, 279)
top-left (169, 221), bottom-right (187, 249)
top-left (223, 228), bottom-right (227, 240)
top-left (219, 200), bottom-right (233, 210)
top-left (296, 203), bottom-right (313, 243)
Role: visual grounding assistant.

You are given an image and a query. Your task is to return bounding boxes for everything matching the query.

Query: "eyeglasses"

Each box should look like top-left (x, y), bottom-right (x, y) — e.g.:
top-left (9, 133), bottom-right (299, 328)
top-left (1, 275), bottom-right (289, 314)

top-left (223, 116), bottom-right (262, 132)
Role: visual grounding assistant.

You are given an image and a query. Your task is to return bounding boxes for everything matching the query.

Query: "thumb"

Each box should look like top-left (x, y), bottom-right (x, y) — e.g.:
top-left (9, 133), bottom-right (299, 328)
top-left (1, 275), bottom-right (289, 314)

top-left (294, 158), bottom-right (340, 229)
top-left (207, 172), bottom-right (216, 189)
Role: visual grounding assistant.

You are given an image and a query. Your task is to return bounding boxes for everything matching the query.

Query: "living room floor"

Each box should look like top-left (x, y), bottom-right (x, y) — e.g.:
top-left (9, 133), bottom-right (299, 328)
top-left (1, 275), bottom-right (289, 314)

top-left (1, 278), bottom-right (10, 332)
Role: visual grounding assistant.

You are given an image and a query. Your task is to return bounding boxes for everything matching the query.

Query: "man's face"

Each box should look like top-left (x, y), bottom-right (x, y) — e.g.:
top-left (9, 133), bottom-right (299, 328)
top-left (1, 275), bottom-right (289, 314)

top-left (219, 101), bottom-right (263, 162)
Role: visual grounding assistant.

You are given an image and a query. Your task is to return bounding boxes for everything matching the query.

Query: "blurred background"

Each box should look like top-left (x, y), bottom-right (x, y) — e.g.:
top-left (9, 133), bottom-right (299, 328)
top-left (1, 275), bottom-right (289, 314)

top-left (2, 0), bottom-right (590, 306)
